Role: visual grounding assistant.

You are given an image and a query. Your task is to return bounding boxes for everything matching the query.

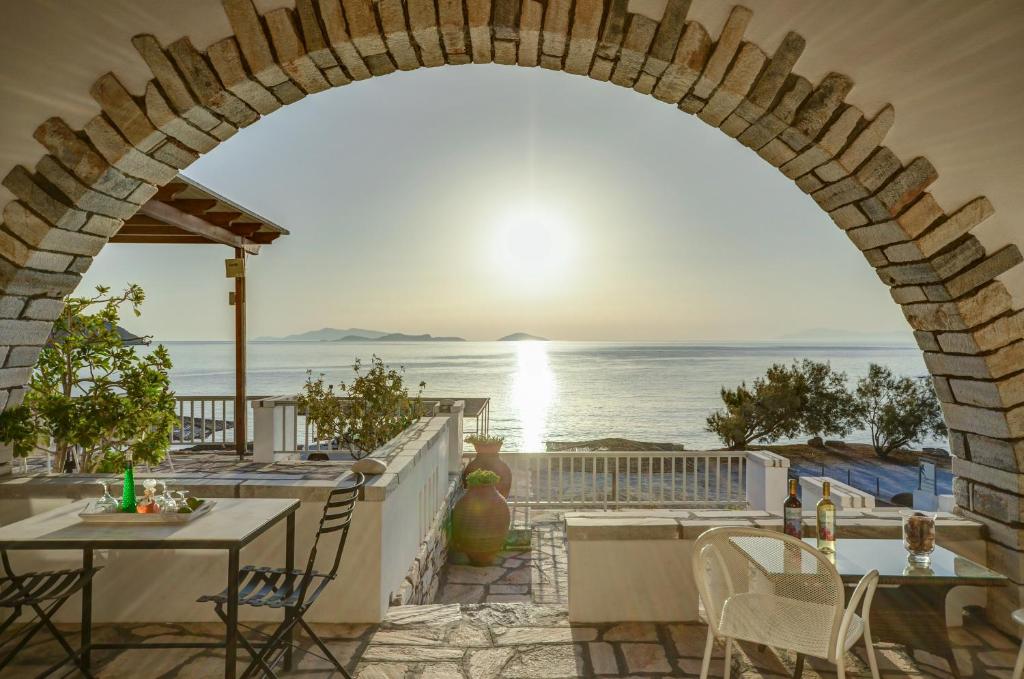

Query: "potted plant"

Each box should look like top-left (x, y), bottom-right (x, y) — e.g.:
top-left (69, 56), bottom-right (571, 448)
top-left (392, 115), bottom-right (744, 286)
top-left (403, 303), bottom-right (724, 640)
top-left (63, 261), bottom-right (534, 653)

top-left (463, 434), bottom-right (511, 497)
top-left (451, 469), bottom-right (510, 566)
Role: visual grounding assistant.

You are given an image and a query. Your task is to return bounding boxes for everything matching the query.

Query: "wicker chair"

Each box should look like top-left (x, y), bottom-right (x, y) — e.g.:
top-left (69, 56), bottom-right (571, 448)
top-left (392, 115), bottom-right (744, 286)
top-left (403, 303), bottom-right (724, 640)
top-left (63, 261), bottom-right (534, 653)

top-left (198, 473), bottom-right (365, 679)
top-left (1012, 609), bottom-right (1024, 679)
top-left (691, 527), bottom-right (880, 679)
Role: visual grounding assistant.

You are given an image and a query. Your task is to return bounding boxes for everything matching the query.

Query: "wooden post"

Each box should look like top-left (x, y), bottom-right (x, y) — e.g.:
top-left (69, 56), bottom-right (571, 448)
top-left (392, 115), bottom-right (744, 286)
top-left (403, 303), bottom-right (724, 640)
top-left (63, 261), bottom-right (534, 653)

top-left (234, 247), bottom-right (247, 460)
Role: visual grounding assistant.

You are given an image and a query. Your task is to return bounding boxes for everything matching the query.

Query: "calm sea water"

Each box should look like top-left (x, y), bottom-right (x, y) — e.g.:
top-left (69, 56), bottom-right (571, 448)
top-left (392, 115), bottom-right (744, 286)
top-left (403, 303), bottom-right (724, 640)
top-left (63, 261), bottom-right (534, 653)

top-left (152, 340), bottom-right (941, 453)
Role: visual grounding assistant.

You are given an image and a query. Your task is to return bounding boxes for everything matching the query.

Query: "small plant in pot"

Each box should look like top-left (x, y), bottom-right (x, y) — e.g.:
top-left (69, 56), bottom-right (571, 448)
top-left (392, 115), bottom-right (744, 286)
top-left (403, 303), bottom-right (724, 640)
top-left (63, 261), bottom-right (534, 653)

top-left (463, 434), bottom-right (511, 497)
top-left (451, 469), bottom-right (510, 566)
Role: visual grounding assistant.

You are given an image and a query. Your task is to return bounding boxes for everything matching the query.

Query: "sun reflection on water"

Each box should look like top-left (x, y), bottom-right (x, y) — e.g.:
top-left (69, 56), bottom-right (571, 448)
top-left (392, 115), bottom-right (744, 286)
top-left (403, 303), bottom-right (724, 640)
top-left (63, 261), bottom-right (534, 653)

top-left (511, 341), bottom-right (555, 452)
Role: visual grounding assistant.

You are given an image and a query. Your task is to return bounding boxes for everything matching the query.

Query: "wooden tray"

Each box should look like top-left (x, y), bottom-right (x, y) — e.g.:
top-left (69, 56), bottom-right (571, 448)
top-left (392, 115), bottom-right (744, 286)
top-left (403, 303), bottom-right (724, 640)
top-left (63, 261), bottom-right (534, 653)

top-left (78, 500), bottom-right (215, 524)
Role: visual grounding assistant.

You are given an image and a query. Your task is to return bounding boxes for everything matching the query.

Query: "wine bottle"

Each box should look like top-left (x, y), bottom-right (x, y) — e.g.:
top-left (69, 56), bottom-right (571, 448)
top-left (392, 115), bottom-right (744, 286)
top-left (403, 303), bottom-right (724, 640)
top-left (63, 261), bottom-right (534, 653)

top-left (783, 478), bottom-right (802, 538)
top-left (120, 464), bottom-right (137, 513)
top-left (816, 481), bottom-right (836, 554)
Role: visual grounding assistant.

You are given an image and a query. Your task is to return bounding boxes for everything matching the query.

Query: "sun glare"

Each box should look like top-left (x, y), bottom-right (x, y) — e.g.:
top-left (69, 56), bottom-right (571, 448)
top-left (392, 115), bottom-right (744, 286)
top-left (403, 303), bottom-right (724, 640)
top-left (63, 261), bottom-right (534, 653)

top-left (491, 205), bottom-right (575, 286)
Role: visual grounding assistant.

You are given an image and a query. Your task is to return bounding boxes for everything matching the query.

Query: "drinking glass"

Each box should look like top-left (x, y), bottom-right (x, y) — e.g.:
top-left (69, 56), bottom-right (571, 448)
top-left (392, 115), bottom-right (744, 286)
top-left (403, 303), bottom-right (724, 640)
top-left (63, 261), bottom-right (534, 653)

top-left (95, 481), bottom-right (119, 513)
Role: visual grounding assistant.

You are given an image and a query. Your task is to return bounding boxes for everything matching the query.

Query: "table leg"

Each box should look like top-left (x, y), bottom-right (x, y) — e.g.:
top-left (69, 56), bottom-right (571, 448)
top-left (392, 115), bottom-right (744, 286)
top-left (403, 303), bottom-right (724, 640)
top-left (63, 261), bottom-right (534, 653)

top-left (792, 653), bottom-right (804, 678)
top-left (82, 548), bottom-right (93, 672)
top-left (226, 548), bottom-right (239, 679)
top-left (284, 512), bottom-right (295, 671)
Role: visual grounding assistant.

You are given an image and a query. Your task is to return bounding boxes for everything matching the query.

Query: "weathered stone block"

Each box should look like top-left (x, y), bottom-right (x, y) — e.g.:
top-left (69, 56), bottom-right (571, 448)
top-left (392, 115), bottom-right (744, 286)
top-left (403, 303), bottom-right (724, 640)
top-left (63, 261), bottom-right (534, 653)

top-left (746, 31), bottom-right (804, 111)
top-left (811, 176), bottom-right (869, 212)
top-left (22, 298), bottom-right (64, 322)
top-left (942, 401), bottom-right (1024, 440)
top-left (837, 104), bottom-right (895, 174)
top-left (317, 0), bottom-right (373, 79)
top-left (82, 115), bottom-right (179, 186)
top-left (35, 156), bottom-right (138, 219)
top-left (846, 221), bottom-right (906, 250)
top-left (3, 203), bottom-right (107, 256)
top-left (222, 0), bottom-right (292, 87)
top-left (901, 282), bottom-right (1012, 332)
top-left (652, 22), bottom-right (710, 104)
top-left (33, 118), bottom-right (140, 200)
top-left (0, 298), bottom-right (26, 319)
top-left (1, 166), bottom-right (87, 232)
top-left (89, 73), bottom-right (166, 153)
top-left (132, 35), bottom-right (223, 133)
top-left (789, 73), bottom-right (853, 148)
top-left (696, 42), bottom-right (765, 127)
top-left (692, 6), bottom-right (751, 99)
top-left (0, 319), bottom-right (53, 346)
top-left (937, 311), bottom-right (1024, 356)
top-left (884, 197), bottom-right (995, 263)
top-left (167, 38), bottom-right (259, 127)
top-left (951, 373), bottom-right (1024, 410)
top-left (143, 83), bottom-right (221, 152)
top-left (854, 147), bottom-right (901, 193)
top-left (641, 0), bottom-right (691, 78)
top-left (610, 15), bottom-right (659, 87)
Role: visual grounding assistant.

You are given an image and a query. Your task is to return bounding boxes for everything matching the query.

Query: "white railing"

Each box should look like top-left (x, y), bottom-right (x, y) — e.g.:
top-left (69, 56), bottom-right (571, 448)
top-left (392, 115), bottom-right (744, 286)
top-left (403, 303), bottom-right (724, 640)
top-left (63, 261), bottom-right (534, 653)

top-left (491, 450), bottom-right (749, 508)
top-left (171, 395), bottom-right (269, 447)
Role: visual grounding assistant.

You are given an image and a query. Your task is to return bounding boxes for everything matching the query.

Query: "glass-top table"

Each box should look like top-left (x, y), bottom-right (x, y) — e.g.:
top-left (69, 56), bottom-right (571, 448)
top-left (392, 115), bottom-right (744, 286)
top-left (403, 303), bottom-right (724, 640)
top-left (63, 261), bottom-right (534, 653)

top-left (802, 538), bottom-right (1006, 586)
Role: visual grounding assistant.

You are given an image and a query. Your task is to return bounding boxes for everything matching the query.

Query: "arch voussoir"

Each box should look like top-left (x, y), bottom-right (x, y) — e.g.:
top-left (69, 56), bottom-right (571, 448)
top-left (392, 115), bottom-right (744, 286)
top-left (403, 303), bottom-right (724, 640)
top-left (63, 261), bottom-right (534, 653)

top-left (2, 0), bottom-right (1024, 628)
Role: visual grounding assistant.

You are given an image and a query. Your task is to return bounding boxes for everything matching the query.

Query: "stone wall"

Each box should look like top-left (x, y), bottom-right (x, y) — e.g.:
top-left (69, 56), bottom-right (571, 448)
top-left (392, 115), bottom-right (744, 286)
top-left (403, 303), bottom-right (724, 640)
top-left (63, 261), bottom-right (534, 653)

top-left (390, 473), bottom-right (461, 606)
top-left (1, 0), bottom-right (1023, 625)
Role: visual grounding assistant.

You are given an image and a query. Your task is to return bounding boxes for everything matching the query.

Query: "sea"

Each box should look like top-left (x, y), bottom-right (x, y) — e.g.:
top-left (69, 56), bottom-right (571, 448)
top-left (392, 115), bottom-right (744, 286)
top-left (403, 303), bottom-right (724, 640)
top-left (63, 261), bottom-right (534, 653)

top-left (154, 339), bottom-right (944, 455)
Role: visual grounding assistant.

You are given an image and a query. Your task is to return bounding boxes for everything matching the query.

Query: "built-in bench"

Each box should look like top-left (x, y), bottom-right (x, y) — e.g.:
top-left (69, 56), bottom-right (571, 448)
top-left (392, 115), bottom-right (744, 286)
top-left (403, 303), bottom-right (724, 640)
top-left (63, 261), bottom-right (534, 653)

top-left (565, 508), bottom-right (986, 623)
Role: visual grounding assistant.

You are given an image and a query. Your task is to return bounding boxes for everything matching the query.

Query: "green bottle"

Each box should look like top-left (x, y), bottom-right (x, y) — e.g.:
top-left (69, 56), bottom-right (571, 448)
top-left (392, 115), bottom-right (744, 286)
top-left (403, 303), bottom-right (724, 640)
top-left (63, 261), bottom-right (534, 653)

top-left (120, 464), bottom-right (137, 513)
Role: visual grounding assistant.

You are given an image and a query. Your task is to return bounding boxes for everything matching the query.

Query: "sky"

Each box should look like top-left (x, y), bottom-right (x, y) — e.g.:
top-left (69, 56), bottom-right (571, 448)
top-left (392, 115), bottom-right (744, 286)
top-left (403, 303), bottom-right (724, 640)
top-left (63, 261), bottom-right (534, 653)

top-left (78, 65), bottom-right (913, 343)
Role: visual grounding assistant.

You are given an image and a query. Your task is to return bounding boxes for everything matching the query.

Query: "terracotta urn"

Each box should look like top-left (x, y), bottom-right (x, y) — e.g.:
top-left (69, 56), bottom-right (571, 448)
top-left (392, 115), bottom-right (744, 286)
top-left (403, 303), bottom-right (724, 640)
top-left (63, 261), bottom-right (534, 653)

top-left (463, 442), bottom-right (512, 497)
top-left (451, 482), bottom-right (510, 566)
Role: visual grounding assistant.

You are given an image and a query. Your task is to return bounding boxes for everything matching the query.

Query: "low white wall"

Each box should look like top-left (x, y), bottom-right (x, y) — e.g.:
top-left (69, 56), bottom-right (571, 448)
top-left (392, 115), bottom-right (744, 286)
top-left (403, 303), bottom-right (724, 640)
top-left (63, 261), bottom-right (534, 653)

top-left (744, 450), bottom-right (790, 511)
top-left (800, 476), bottom-right (876, 510)
top-left (0, 413), bottom-right (459, 624)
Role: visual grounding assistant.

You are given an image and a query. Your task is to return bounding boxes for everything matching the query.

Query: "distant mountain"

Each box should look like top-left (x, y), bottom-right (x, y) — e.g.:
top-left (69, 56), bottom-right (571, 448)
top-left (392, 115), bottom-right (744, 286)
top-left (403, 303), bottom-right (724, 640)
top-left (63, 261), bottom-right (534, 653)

top-left (499, 332), bottom-right (549, 341)
top-left (778, 327), bottom-right (914, 343)
top-left (332, 333), bottom-right (465, 342)
top-left (254, 327), bottom-right (389, 341)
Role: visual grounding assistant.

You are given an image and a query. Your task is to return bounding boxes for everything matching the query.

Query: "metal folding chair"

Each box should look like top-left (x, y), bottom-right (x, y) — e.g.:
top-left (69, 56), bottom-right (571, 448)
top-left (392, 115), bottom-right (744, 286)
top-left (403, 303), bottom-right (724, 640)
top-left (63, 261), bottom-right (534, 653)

top-left (0, 549), bottom-right (102, 678)
top-left (198, 472), bottom-right (365, 678)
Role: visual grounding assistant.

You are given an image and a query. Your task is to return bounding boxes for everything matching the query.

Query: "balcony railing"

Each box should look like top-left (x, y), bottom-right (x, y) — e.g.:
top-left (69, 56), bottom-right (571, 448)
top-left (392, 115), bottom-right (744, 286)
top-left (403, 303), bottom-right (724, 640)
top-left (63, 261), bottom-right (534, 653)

top-left (484, 450), bottom-right (749, 509)
top-left (172, 394), bottom-right (489, 454)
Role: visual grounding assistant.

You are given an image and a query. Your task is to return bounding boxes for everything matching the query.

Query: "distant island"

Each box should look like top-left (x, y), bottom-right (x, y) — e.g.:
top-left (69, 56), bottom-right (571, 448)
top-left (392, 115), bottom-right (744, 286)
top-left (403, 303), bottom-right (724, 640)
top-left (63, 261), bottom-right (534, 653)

top-left (498, 332), bottom-right (549, 341)
top-left (254, 327), bottom-right (465, 342)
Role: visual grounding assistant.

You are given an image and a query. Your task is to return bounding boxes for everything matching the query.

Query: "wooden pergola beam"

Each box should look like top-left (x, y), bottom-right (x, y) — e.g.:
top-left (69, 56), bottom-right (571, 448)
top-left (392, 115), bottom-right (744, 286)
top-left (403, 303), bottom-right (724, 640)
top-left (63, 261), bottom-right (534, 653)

top-left (137, 200), bottom-right (262, 255)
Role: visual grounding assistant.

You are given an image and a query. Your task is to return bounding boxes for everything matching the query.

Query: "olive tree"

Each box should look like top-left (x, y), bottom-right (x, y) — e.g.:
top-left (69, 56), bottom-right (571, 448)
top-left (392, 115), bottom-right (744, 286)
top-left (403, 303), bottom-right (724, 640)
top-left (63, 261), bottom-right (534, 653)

top-left (705, 363), bottom-right (807, 450)
top-left (853, 363), bottom-right (947, 459)
top-left (796, 359), bottom-right (859, 441)
top-left (0, 285), bottom-right (176, 473)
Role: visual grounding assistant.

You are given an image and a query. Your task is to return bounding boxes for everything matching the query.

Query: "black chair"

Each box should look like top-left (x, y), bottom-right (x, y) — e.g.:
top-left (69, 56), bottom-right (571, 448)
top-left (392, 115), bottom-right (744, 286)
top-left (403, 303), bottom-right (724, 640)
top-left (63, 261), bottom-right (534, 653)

top-left (198, 472), bottom-right (365, 678)
top-left (0, 550), bottom-right (102, 678)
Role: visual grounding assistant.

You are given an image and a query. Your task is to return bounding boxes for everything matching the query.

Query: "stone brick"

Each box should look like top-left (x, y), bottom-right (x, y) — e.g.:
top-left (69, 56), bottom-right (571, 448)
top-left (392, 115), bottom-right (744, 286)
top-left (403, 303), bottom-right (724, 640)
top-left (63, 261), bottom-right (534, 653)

top-left (892, 193), bottom-right (944, 242)
top-left (222, 0), bottom-right (293, 88)
top-left (951, 373), bottom-right (1024, 410)
top-left (265, 8), bottom-right (337, 90)
top-left (35, 156), bottom-right (138, 219)
top-left (737, 75), bottom-right (812, 150)
top-left (812, 175), bottom-right (869, 212)
top-left (81, 214), bottom-right (124, 239)
top-left (343, 0), bottom-right (390, 58)
top-left (678, 94), bottom-right (704, 113)
top-left (143, 83), bottom-right (221, 152)
top-left (0, 228), bottom-right (73, 272)
top-left (854, 147), bottom-right (902, 193)
top-left (67, 256), bottom-right (92, 275)
top-left (781, 73), bottom-right (853, 152)
top-left (0, 319), bottom-right (52, 346)
top-left (692, 6), bottom-right (752, 99)
top-left (404, 0), bottom-right (445, 67)
top-left (757, 138), bottom-right (796, 167)
top-left (3, 203), bottom-right (107, 256)
top-left (516, 0), bottom-right (543, 66)
top-left (794, 173), bottom-right (823, 194)
top-left (33, 118), bottom-right (140, 200)
top-left (1, 166), bottom-right (87, 232)
top-left (931, 237), bottom-right (988, 282)
top-left (132, 35), bottom-right (224, 133)
top-left (718, 113), bottom-right (750, 138)
top-left (465, 0), bottom-right (493, 63)
top-left (541, 0), bottom-right (573, 61)
top-left (0, 367), bottom-right (32, 390)
top-left (150, 138), bottom-right (200, 170)
top-left (697, 43), bottom-right (765, 127)
top-left (835, 103), bottom-right (895, 175)
top-left (5, 346), bottom-right (42, 368)
top-left (964, 433), bottom-right (1024, 474)
top-left (493, 40), bottom-right (516, 65)
top-left (590, 57), bottom-right (614, 82)
top-left (829, 203), bottom-right (869, 231)
top-left (914, 330), bottom-right (940, 352)
top-left (364, 54), bottom-right (397, 76)
top-left (884, 197), bottom-right (995, 263)
top-left (641, 0), bottom-right (691, 78)
top-left (378, 0), bottom-right (423, 70)
top-left (0, 259), bottom-right (80, 298)
top-left (610, 16), bottom-right (659, 87)
top-left (166, 41), bottom-right (259, 130)
top-left (82, 115), bottom-right (179, 186)
top-left (0, 298), bottom-right (25, 319)
top-left (924, 343), bottom-right (1024, 381)
top-left (937, 311), bottom-right (1024, 355)
top-left (22, 298), bottom-right (64, 321)
top-left (943, 246), bottom-right (1023, 300)
top-left (867, 156), bottom-right (938, 221)
top-left (890, 285), bottom-right (926, 304)
top-left (652, 22), bottom-right (710, 104)
top-left (437, 0), bottom-right (469, 62)
top-left (932, 375), bottom-right (954, 403)
top-left (970, 480), bottom-right (1024, 523)
top-left (89, 73), bottom-right (166, 153)
top-left (846, 221), bottom-right (907, 251)
top-left (746, 31), bottom-right (804, 113)
top-left (901, 282), bottom-right (1013, 332)
top-left (317, 0), bottom-right (373, 79)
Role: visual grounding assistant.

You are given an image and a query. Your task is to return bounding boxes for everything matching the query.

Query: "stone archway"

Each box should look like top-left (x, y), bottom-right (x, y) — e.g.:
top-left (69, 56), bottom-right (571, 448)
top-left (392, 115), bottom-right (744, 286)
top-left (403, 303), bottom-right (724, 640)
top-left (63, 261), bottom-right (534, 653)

top-left (1, 0), bottom-right (1023, 616)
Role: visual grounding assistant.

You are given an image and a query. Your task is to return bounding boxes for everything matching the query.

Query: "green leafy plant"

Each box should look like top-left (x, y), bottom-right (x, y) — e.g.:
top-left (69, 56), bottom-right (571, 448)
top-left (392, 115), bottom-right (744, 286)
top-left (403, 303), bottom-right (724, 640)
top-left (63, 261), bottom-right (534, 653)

top-left (465, 469), bottom-right (500, 487)
top-left (465, 434), bottom-right (504, 446)
top-left (0, 285), bottom-right (176, 473)
top-left (796, 359), bottom-right (859, 440)
top-left (297, 356), bottom-right (426, 459)
top-left (705, 363), bottom-right (808, 450)
top-left (853, 364), bottom-right (947, 459)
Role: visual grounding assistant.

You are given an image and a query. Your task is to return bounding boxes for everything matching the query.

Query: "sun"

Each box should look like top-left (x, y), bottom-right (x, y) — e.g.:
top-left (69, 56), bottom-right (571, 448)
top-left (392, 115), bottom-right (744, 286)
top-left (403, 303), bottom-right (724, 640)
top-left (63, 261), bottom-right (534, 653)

top-left (491, 205), bottom-right (575, 285)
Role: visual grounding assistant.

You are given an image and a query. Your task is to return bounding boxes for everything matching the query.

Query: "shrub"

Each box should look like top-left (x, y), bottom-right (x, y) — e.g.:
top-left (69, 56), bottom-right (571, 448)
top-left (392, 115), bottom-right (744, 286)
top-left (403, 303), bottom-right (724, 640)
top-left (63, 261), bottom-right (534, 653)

top-left (297, 356), bottom-right (425, 459)
top-left (853, 363), bottom-right (947, 459)
top-left (796, 360), bottom-right (858, 440)
top-left (466, 469), bottom-right (500, 487)
top-left (0, 285), bottom-right (176, 473)
top-left (705, 363), bottom-right (807, 450)
top-left (465, 434), bottom-right (504, 446)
